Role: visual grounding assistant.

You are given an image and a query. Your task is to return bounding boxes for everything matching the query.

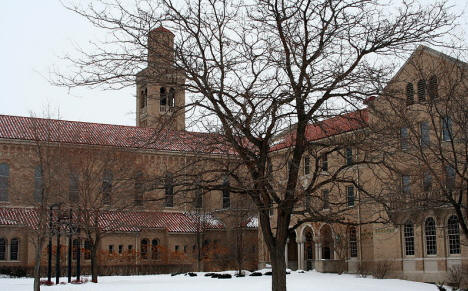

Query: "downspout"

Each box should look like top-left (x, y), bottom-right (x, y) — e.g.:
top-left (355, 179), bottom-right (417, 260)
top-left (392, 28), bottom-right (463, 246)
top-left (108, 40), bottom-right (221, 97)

top-left (357, 150), bottom-right (363, 271)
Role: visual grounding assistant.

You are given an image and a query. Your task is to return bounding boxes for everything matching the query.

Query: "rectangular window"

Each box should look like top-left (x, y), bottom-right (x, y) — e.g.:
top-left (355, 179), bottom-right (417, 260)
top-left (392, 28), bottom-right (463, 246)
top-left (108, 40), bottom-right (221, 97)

top-left (345, 148), bottom-right (353, 165)
top-left (128, 245), bottom-right (133, 251)
top-left (442, 116), bottom-right (452, 141)
top-left (165, 175), bottom-right (174, 207)
top-left (400, 127), bottom-right (409, 150)
top-left (304, 156), bottom-right (310, 175)
top-left (84, 240), bottom-right (91, 260)
top-left (108, 245), bottom-right (114, 254)
top-left (69, 173), bottom-right (79, 203)
top-left (423, 172), bottom-right (432, 192)
top-left (222, 178), bottom-right (230, 209)
top-left (420, 121), bottom-right (430, 147)
top-left (0, 163), bottom-right (9, 202)
top-left (349, 228), bottom-right (358, 258)
top-left (404, 224), bottom-right (415, 256)
top-left (175, 245), bottom-right (179, 253)
top-left (445, 165), bottom-right (455, 191)
top-left (118, 245), bottom-right (123, 254)
top-left (402, 175), bottom-right (411, 195)
top-left (194, 187), bottom-right (203, 209)
top-left (322, 189), bottom-right (329, 209)
top-left (72, 239), bottom-right (80, 260)
top-left (346, 186), bottom-right (355, 207)
top-left (321, 153), bottom-right (328, 171)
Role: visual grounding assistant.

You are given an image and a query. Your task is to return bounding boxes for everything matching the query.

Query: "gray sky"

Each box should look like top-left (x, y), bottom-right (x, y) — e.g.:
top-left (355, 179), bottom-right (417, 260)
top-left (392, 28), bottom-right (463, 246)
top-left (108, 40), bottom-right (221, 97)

top-left (0, 0), bottom-right (466, 127)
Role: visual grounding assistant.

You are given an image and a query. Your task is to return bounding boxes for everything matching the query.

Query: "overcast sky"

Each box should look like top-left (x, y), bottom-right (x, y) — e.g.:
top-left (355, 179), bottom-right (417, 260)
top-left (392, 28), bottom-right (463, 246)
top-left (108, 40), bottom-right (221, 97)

top-left (0, 0), bottom-right (467, 127)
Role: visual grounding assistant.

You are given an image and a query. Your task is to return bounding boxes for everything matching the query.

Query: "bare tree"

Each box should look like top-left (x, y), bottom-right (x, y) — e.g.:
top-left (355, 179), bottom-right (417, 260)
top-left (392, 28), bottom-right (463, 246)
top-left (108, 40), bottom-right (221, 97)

top-left (54, 1), bottom-right (459, 290)
top-left (60, 145), bottom-right (138, 283)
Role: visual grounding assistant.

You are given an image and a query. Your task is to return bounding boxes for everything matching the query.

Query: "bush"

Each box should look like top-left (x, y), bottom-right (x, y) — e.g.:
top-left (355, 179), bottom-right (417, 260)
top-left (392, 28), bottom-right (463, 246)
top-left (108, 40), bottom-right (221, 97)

top-left (0, 267), bottom-right (27, 278)
top-left (447, 265), bottom-right (464, 290)
top-left (205, 273), bottom-right (216, 277)
top-left (217, 274), bottom-right (232, 279)
top-left (264, 271), bottom-right (272, 276)
top-left (436, 282), bottom-right (446, 291)
top-left (358, 263), bottom-right (370, 278)
top-left (71, 278), bottom-right (89, 284)
top-left (186, 272), bottom-right (197, 277)
top-left (249, 272), bottom-right (262, 277)
top-left (372, 261), bottom-right (392, 279)
top-left (40, 280), bottom-right (54, 286)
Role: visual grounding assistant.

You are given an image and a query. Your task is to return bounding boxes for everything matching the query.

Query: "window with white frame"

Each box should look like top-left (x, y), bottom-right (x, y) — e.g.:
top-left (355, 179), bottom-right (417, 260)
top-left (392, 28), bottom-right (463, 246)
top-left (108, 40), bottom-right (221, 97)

top-left (424, 217), bottom-right (437, 255)
top-left (448, 215), bottom-right (460, 254)
top-left (404, 222), bottom-right (415, 256)
top-left (349, 227), bottom-right (358, 258)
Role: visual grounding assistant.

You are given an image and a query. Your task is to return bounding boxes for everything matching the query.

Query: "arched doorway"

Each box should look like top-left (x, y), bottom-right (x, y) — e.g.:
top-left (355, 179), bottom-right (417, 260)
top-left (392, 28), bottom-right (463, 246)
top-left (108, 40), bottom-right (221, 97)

top-left (304, 228), bottom-right (315, 270)
top-left (320, 224), bottom-right (334, 260)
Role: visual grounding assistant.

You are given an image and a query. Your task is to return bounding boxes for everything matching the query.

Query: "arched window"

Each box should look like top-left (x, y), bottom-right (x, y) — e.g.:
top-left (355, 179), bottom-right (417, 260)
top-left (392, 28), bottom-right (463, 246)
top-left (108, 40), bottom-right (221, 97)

top-left (102, 169), bottom-right (113, 205)
top-left (165, 173), bottom-right (174, 207)
top-left (404, 222), bottom-right (415, 256)
top-left (448, 215), bottom-right (460, 254)
top-left (134, 171), bottom-right (143, 206)
top-left (417, 79), bottom-right (426, 102)
top-left (141, 239), bottom-right (149, 259)
top-left (160, 87), bottom-right (167, 111)
top-left (425, 217), bottom-right (437, 255)
top-left (69, 173), bottom-right (79, 203)
top-left (349, 227), bottom-right (358, 258)
top-left (34, 166), bottom-right (43, 202)
top-left (406, 83), bottom-right (414, 105)
top-left (222, 177), bottom-right (230, 209)
top-left (10, 238), bottom-right (18, 260)
top-left (0, 163), bottom-right (9, 201)
top-left (152, 239), bottom-right (159, 260)
top-left (0, 238), bottom-right (6, 260)
top-left (168, 88), bottom-right (175, 107)
top-left (428, 75), bottom-right (438, 100)
top-left (72, 239), bottom-right (80, 260)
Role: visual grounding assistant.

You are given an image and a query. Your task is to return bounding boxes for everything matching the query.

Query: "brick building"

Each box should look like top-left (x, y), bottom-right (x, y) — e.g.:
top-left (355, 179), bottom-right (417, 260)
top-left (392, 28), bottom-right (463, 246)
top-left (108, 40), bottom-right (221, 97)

top-left (0, 25), bottom-right (466, 286)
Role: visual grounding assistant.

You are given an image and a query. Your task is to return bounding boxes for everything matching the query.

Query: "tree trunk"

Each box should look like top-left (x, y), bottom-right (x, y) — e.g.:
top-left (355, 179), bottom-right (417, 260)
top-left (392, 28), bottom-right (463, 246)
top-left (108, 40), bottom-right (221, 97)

top-left (270, 245), bottom-right (287, 291)
top-left (33, 237), bottom-right (44, 291)
top-left (91, 246), bottom-right (98, 283)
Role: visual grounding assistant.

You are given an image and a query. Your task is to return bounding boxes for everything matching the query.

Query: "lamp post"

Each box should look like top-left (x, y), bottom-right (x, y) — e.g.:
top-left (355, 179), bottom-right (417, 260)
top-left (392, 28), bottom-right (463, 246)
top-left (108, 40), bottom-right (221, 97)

top-left (67, 208), bottom-right (72, 283)
top-left (47, 203), bottom-right (61, 283)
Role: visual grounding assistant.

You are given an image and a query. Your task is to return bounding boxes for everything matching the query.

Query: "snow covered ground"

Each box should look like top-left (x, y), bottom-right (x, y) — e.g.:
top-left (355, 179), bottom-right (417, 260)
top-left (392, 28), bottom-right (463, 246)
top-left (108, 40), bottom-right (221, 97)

top-left (0, 270), bottom-right (444, 291)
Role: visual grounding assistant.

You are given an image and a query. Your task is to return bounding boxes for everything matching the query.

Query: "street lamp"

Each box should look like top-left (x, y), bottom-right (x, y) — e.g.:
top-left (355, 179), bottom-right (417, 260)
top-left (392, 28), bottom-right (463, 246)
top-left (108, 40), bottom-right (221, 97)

top-left (47, 203), bottom-right (61, 284)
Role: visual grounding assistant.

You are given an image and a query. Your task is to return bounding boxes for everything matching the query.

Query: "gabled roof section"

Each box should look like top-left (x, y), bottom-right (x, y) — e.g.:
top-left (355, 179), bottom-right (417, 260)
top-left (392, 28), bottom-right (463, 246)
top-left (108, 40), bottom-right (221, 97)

top-left (271, 109), bottom-right (368, 151)
top-left (386, 45), bottom-right (467, 90)
top-left (0, 115), bottom-right (229, 154)
top-left (0, 207), bottom-right (227, 233)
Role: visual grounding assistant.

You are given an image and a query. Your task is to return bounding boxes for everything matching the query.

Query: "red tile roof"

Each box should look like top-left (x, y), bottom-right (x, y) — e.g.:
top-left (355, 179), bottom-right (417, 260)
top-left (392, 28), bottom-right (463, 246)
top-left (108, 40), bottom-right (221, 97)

top-left (0, 207), bottom-right (227, 233)
top-left (152, 26), bottom-right (174, 35)
top-left (271, 109), bottom-right (368, 151)
top-left (0, 115), bottom-right (229, 154)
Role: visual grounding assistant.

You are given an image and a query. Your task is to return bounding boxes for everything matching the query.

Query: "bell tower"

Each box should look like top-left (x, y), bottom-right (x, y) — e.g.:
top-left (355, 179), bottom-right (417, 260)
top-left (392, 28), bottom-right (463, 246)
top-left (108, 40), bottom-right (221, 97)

top-left (136, 26), bottom-right (185, 131)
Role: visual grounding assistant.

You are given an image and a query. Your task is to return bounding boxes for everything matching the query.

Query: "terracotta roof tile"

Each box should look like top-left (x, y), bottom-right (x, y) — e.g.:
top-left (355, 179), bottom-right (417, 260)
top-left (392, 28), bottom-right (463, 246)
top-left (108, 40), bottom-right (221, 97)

top-left (0, 115), bottom-right (229, 154)
top-left (271, 109), bottom-right (368, 151)
top-left (0, 207), bottom-right (226, 233)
